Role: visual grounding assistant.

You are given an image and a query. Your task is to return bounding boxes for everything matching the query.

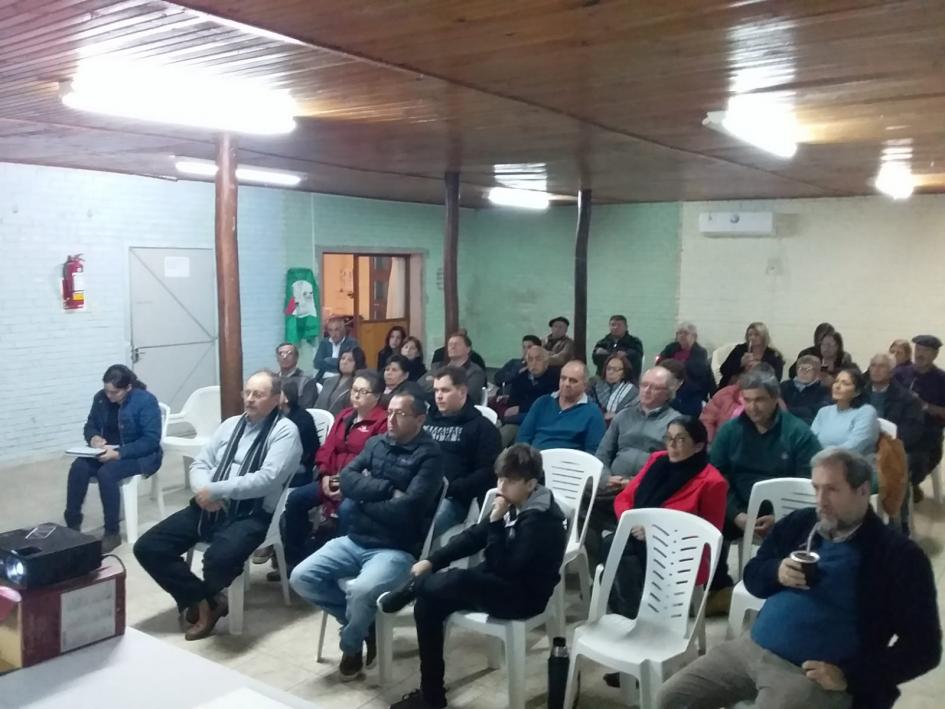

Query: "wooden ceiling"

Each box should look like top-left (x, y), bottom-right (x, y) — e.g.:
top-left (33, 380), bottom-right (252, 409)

top-left (2, 0), bottom-right (945, 205)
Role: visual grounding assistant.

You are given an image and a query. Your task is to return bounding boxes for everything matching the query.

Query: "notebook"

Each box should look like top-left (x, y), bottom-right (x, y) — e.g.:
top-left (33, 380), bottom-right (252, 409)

top-left (65, 446), bottom-right (106, 458)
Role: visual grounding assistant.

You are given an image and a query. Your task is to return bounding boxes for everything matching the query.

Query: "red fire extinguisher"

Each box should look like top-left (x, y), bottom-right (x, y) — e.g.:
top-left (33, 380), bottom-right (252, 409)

top-left (62, 254), bottom-right (86, 310)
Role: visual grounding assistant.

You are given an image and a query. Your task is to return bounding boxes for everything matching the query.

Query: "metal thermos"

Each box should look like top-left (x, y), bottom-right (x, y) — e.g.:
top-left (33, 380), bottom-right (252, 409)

top-left (547, 636), bottom-right (570, 709)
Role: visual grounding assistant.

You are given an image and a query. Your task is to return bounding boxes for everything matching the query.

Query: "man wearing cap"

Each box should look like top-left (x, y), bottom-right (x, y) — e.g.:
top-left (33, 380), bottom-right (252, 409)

top-left (544, 316), bottom-right (575, 367)
top-left (895, 335), bottom-right (945, 501)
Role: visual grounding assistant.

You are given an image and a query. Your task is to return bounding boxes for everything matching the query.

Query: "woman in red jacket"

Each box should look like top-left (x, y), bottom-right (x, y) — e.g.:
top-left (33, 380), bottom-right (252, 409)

top-left (278, 370), bottom-right (388, 576)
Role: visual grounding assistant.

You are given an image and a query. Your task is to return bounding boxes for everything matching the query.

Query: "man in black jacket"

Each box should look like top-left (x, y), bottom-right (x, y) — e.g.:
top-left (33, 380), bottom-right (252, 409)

top-left (289, 385), bottom-right (443, 682)
top-left (866, 353), bottom-right (924, 450)
top-left (658, 447), bottom-right (941, 709)
top-left (500, 345), bottom-right (560, 446)
top-left (424, 366), bottom-right (502, 538)
top-left (383, 444), bottom-right (568, 709)
top-left (592, 314), bottom-right (644, 381)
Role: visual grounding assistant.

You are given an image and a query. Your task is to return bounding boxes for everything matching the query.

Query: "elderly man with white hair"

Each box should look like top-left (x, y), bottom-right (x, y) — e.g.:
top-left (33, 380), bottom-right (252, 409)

top-left (657, 321), bottom-right (716, 403)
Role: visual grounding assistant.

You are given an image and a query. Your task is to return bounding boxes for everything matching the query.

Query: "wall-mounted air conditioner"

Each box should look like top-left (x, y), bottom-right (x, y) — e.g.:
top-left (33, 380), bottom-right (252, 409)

top-left (699, 211), bottom-right (774, 236)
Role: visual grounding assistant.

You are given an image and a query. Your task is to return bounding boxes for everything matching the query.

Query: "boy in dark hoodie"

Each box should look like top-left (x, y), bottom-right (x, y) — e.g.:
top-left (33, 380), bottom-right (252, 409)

top-left (424, 365), bottom-right (503, 538)
top-left (383, 443), bottom-right (568, 709)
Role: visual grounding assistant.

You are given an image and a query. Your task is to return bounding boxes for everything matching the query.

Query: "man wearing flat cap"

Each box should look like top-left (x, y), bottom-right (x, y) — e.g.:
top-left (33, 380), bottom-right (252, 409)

top-left (895, 335), bottom-right (945, 502)
top-left (544, 316), bottom-right (575, 367)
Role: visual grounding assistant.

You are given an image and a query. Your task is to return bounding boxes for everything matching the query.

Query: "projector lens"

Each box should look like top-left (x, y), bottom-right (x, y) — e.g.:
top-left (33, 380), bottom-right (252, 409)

top-left (4, 556), bottom-right (26, 586)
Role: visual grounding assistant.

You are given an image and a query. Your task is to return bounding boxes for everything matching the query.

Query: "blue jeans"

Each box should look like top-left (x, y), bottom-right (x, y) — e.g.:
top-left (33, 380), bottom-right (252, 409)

top-left (290, 535), bottom-right (413, 655)
top-left (65, 456), bottom-right (144, 535)
top-left (431, 497), bottom-right (470, 540)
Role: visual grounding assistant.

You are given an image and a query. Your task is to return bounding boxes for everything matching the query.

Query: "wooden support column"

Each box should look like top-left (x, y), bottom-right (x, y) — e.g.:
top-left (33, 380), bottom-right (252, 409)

top-left (214, 132), bottom-right (244, 418)
top-left (443, 171), bottom-right (460, 340)
top-left (573, 189), bottom-right (592, 362)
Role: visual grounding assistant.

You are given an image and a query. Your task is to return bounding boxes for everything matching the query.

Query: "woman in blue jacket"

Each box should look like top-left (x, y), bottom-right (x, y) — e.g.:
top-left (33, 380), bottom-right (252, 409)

top-left (65, 364), bottom-right (163, 551)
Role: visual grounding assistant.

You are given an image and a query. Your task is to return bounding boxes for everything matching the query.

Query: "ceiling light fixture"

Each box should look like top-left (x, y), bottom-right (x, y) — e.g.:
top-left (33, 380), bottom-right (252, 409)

top-left (874, 161), bottom-right (914, 200)
top-left (174, 158), bottom-right (302, 187)
top-left (61, 59), bottom-right (297, 135)
top-left (487, 187), bottom-right (551, 210)
top-left (703, 94), bottom-right (798, 159)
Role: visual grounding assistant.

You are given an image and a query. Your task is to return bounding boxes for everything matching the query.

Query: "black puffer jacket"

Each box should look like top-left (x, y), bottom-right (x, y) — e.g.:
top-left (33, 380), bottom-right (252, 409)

top-left (424, 398), bottom-right (502, 506)
top-left (340, 430), bottom-right (443, 556)
top-left (428, 486), bottom-right (568, 616)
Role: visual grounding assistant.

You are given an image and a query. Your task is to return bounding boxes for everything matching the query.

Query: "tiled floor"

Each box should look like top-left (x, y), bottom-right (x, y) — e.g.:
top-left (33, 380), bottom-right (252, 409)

top-left (1, 455), bottom-right (943, 708)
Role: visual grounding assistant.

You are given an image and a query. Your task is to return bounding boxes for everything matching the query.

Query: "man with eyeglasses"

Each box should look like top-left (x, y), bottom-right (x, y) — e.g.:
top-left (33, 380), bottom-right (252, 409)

top-left (276, 341), bottom-right (318, 409)
top-left (134, 370), bottom-right (302, 640)
top-left (290, 384), bottom-right (443, 682)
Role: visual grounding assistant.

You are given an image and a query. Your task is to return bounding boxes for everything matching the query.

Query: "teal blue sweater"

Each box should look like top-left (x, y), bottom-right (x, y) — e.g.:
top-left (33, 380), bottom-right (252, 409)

top-left (516, 393), bottom-right (606, 453)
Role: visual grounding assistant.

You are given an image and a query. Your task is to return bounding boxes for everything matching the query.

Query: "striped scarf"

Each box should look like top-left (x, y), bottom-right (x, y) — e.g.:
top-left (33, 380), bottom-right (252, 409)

top-left (605, 381), bottom-right (635, 414)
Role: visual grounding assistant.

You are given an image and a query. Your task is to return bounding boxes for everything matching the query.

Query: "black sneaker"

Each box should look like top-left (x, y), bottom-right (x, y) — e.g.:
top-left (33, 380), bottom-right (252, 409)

top-left (390, 688), bottom-right (447, 709)
top-left (365, 623), bottom-right (377, 669)
top-left (101, 534), bottom-right (122, 554)
top-left (339, 652), bottom-right (363, 682)
top-left (379, 577), bottom-right (417, 614)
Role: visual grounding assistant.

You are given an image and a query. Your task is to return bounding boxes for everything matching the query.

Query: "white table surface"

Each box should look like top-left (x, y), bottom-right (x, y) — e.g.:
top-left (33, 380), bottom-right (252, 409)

top-left (0, 628), bottom-right (320, 708)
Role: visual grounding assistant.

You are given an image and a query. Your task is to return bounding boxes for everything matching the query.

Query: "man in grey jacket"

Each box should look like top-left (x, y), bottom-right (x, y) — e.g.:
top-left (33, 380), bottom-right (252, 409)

top-left (134, 370), bottom-right (301, 641)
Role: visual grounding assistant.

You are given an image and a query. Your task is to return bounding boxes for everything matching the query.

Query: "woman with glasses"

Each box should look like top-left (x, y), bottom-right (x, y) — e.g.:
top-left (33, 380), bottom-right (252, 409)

top-left (591, 352), bottom-right (639, 423)
top-left (313, 347), bottom-right (367, 416)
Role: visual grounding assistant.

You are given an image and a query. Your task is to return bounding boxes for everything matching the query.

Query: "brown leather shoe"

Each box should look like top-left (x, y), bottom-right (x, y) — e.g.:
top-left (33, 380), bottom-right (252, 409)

top-left (179, 604), bottom-right (199, 631)
top-left (184, 595), bottom-right (229, 641)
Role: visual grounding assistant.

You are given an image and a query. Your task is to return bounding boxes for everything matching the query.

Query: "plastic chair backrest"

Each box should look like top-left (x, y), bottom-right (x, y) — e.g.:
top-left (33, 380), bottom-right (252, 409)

top-left (711, 342), bottom-right (740, 385)
top-left (592, 508), bottom-right (721, 639)
top-left (307, 408), bottom-right (335, 445)
top-left (740, 477), bottom-right (816, 571)
top-left (878, 418), bottom-right (898, 438)
top-left (420, 479), bottom-right (450, 558)
top-left (158, 402), bottom-right (170, 441)
top-left (540, 449), bottom-right (602, 549)
top-left (179, 386), bottom-right (221, 438)
top-left (475, 404), bottom-right (499, 426)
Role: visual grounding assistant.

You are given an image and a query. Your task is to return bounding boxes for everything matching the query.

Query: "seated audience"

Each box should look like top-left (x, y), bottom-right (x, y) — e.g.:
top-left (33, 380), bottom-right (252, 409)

top-left (780, 354), bottom-right (831, 425)
top-left (889, 337), bottom-right (913, 375)
top-left (700, 357), bottom-right (763, 443)
top-left (516, 360), bottom-right (605, 453)
top-left (657, 321), bottom-right (716, 402)
top-left (430, 328), bottom-right (486, 370)
top-left (424, 366), bottom-right (502, 537)
top-left (276, 371), bottom-right (387, 579)
top-left (382, 354), bottom-right (411, 407)
top-left (377, 325), bottom-right (407, 370)
top-left (383, 444), bottom-right (567, 709)
top-left (817, 330), bottom-right (854, 386)
top-left (812, 367), bottom-right (880, 458)
top-left (65, 364), bottom-right (162, 553)
top-left (592, 314), bottom-right (643, 381)
top-left (400, 336), bottom-right (428, 381)
top-left (494, 334), bottom-right (541, 391)
top-left (428, 332), bottom-right (486, 402)
top-left (544, 316), bottom-right (576, 367)
top-left (895, 334), bottom-right (945, 501)
top-left (658, 358), bottom-right (703, 418)
top-left (500, 345), bottom-right (560, 446)
top-left (276, 342), bottom-right (310, 397)
top-left (719, 321), bottom-right (785, 386)
top-left (707, 367), bottom-right (821, 612)
top-left (290, 386), bottom-right (442, 681)
top-left (788, 322), bottom-right (835, 379)
top-left (313, 317), bottom-right (360, 383)
top-left (865, 353), bottom-right (923, 449)
top-left (658, 448), bottom-right (942, 709)
top-left (595, 366), bottom-right (679, 479)
top-left (134, 370), bottom-right (301, 640)
top-left (314, 347), bottom-right (367, 416)
top-left (590, 352), bottom-right (639, 423)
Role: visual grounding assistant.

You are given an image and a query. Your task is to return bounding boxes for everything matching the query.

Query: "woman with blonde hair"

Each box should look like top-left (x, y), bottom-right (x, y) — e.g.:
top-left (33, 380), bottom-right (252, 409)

top-left (719, 321), bottom-right (784, 386)
top-left (889, 338), bottom-right (913, 374)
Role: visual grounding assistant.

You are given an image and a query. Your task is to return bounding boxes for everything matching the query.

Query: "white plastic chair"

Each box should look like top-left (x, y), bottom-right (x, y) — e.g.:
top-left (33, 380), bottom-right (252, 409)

top-left (306, 408), bottom-right (335, 445)
top-left (318, 480), bottom-right (448, 665)
top-left (162, 386), bottom-right (221, 487)
top-left (563, 508), bottom-right (722, 709)
top-left (185, 485), bottom-right (292, 635)
top-left (91, 402), bottom-right (169, 544)
top-left (711, 341), bottom-right (740, 386)
top-left (474, 404), bottom-right (499, 427)
top-left (726, 477), bottom-right (816, 640)
top-left (443, 489), bottom-right (568, 709)
top-left (540, 449), bottom-right (603, 616)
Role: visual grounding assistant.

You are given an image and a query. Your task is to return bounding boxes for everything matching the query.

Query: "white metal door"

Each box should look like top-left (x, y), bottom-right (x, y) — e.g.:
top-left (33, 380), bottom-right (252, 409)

top-left (129, 247), bottom-right (218, 411)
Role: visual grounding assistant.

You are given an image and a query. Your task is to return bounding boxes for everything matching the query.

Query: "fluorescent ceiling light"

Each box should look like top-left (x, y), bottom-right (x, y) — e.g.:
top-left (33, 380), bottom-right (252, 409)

top-left (175, 158), bottom-right (302, 187)
top-left (487, 187), bottom-right (550, 209)
top-left (874, 162), bottom-right (914, 200)
top-left (62, 58), bottom-right (297, 135)
top-left (703, 94), bottom-right (798, 159)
